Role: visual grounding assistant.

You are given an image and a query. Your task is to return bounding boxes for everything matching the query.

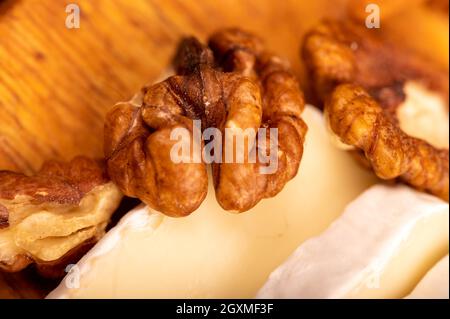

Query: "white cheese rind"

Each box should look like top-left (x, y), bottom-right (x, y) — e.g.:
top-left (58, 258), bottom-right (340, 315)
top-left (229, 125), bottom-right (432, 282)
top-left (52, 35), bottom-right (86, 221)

top-left (256, 185), bottom-right (449, 299)
top-left (406, 255), bottom-right (449, 299)
top-left (47, 105), bottom-right (377, 299)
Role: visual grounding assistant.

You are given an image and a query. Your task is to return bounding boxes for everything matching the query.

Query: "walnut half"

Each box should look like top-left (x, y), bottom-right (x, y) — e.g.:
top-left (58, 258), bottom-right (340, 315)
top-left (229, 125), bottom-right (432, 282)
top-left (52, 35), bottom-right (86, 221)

top-left (0, 156), bottom-right (122, 275)
top-left (302, 20), bottom-right (449, 110)
top-left (303, 21), bottom-right (449, 201)
top-left (105, 29), bottom-right (307, 217)
top-left (326, 84), bottom-right (449, 201)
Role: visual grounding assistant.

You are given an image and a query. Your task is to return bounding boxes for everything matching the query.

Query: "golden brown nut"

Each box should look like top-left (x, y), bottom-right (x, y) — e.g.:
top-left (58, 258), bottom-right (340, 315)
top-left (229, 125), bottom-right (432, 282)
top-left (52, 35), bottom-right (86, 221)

top-left (0, 156), bottom-right (122, 274)
top-left (35, 237), bottom-right (96, 279)
top-left (208, 28), bottom-right (308, 207)
top-left (326, 84), bottom-right (448, 200)
top-left (105, 29), bottom-right (307, 216)
top-left (303, 21), bottom-right (449, 200)
top-left (302, 20), bottom-right (449, 110)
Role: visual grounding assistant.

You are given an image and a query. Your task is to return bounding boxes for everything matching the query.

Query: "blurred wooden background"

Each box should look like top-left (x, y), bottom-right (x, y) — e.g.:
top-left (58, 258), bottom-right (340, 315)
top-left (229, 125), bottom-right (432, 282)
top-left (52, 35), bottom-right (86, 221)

top-left (0, 0), bottom-right (448, 299)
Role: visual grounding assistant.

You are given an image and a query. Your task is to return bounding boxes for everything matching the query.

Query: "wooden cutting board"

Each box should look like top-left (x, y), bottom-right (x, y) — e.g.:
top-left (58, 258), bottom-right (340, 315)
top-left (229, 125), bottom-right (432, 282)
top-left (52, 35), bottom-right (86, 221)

top-left (0, 0), bottom-right (447, 299)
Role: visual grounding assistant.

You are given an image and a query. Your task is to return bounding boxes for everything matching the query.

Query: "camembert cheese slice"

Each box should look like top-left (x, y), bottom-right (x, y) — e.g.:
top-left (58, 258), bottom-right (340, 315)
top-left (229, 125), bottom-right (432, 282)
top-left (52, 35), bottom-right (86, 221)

top-left (47, 106), bottom-right (376, 298)
top-left (257, 185), bottom-right (449, 299)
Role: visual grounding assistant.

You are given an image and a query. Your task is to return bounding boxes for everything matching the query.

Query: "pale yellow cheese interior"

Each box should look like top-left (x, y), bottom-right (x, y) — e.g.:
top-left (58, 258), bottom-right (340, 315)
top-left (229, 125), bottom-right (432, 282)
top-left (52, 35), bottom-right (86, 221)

top-left (48, 105), bottom-right (377, 298)
top-left (256, 185), bottom-right (449, 299)
top-left (406, 254), bottom-right (449, 299)
top-left (397, 82), bottom-right (449, 149)
top-left (348, 210), bottom-right (449, 298)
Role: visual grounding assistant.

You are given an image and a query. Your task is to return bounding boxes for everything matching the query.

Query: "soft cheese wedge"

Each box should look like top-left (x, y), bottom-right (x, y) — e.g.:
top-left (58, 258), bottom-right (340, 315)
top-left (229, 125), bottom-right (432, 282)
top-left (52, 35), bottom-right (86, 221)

top-left (47, 105), bottom-right (376, 298)
top-left (257, 185), bottom-right (449, 299)
top-left (406, 255), bottom-right (449, 299)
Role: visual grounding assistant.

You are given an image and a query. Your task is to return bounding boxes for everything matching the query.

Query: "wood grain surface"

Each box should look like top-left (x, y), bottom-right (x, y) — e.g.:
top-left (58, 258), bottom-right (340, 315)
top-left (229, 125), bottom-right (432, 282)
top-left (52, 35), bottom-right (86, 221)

top-left (0, 0), bottom-right (448, 299)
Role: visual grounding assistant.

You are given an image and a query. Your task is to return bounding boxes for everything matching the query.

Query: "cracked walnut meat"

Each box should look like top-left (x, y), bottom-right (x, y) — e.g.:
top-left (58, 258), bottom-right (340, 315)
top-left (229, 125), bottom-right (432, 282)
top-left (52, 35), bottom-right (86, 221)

top-left (302, 21), bottom-right (449, 200)
top-left (0, 156), bottom-right (122, 275)
top-left (104, 28), bottom-right (307, 217)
